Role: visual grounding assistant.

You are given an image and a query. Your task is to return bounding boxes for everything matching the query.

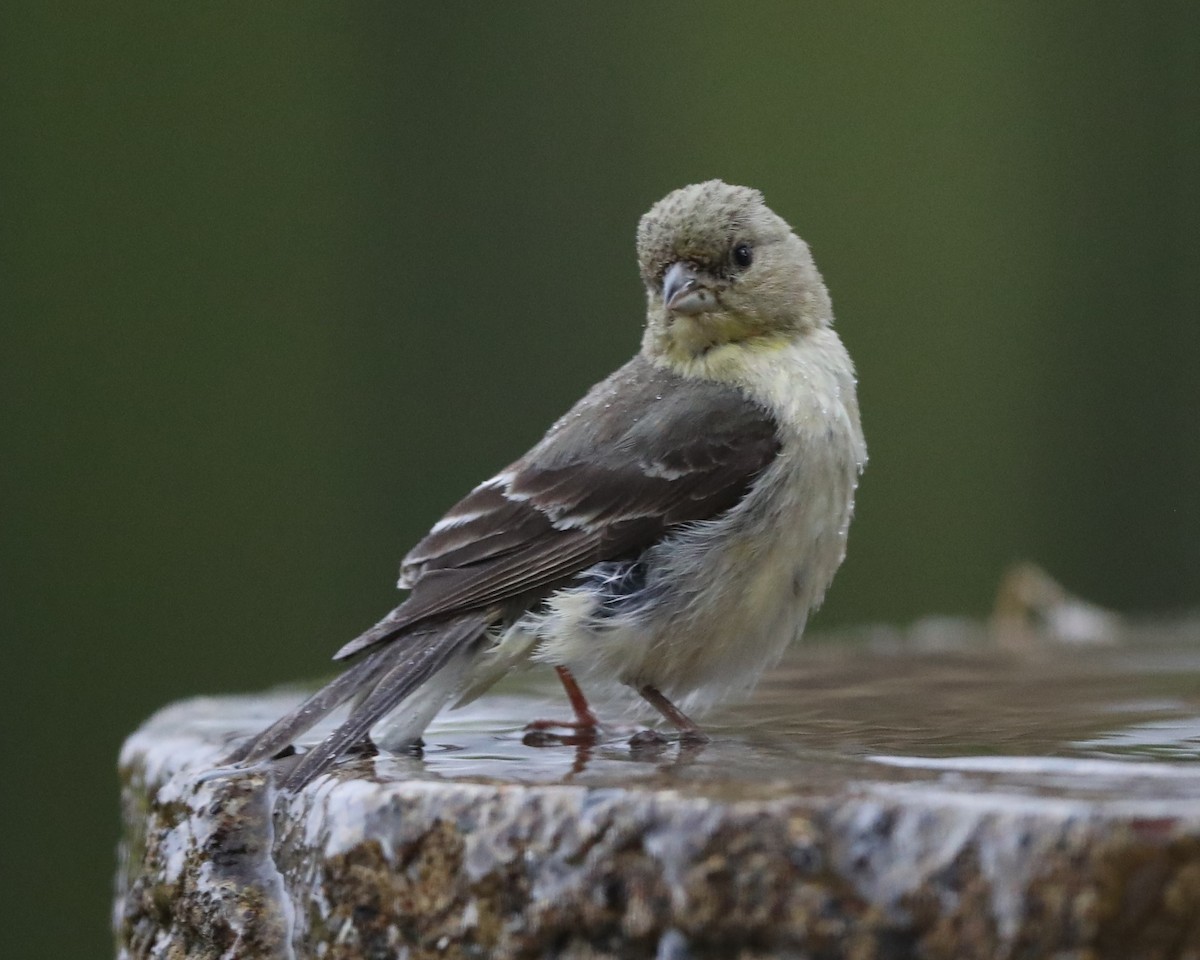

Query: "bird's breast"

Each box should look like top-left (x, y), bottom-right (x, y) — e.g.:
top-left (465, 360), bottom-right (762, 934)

top-left (527, 330), bottom-right (865, 709)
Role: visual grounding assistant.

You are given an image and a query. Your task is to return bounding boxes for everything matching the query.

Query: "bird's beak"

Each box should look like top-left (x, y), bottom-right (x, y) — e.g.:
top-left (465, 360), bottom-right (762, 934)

top-left (663, 261), bottom-right (717, 315)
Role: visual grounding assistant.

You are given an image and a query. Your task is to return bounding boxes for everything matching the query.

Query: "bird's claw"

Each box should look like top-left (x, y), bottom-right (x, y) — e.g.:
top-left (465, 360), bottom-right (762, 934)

top-left (522, 718), bottom-right (600, 748)
top-left (628, 728), bottom-right (669, 747)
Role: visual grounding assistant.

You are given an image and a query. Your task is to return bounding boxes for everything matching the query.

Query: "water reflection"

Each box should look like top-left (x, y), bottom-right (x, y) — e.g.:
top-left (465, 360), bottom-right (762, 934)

top-left (196, 624), bottom-right (1200, 802)
top-left (253, 625), bottom-right (1198, 798)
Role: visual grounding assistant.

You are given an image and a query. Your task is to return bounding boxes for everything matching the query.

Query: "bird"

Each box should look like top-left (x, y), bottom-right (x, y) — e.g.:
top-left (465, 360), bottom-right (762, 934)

top-left (228, 180), bottom-right (867, 789)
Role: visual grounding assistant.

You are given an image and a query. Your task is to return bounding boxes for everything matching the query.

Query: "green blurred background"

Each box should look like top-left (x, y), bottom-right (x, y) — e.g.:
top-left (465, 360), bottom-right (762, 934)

top-left (3, 3), bottom-right (1198, 955)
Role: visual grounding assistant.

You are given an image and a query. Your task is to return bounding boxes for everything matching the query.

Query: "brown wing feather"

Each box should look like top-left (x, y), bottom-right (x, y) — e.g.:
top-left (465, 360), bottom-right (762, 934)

top-left (334, 355), bottom-right (779, 661)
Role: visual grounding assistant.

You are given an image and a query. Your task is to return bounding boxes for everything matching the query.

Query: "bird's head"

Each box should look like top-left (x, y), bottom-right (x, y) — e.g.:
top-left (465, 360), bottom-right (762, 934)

top-left (637, 180), bottom-right (832, 368)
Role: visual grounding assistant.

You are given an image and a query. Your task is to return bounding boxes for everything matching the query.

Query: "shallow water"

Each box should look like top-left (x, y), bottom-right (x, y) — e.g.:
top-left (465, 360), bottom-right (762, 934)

top-left (209, 621), bottom-right (1200, 802)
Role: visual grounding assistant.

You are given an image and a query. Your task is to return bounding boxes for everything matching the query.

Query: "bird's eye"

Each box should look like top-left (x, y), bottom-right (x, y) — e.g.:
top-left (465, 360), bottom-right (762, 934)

top-left (732, 243), bottom-right (753, 269)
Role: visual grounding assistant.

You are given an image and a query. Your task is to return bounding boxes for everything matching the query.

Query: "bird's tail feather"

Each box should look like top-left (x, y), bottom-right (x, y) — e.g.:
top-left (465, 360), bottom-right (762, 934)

top-left (223, 647), bottom-right (395, 765)
top-left (333, 606), bottom-right (413, 661)
top-left (365, 645), bottom-right (472, 752)
top-left (280, 613), bottom-right (488, 790)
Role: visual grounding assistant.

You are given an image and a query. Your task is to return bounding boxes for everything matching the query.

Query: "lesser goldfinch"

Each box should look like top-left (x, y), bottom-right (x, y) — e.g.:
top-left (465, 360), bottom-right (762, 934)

top-left (230, 181), bottom-right (867, 788)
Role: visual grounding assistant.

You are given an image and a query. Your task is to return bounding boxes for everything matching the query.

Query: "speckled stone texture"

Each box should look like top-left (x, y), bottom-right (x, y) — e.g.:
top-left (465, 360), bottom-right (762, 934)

top-left (116, 671), bottom-right (1200, 960)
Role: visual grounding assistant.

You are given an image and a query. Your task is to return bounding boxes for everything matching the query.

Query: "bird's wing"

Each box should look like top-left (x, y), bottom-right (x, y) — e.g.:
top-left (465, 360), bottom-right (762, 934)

top-left (334, 354), bottom-right (780, 660)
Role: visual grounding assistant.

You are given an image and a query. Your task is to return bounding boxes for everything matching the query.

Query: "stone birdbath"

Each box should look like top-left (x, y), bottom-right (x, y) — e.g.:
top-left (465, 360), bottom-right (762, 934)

top-left (115, 577), bottom-right (1200, 959)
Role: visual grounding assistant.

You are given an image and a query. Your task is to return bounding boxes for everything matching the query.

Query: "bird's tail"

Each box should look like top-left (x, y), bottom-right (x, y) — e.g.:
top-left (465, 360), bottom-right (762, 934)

top-left (225, 613), bottom-right (488, 789)
top-left (224, 646), bottom-right (394, 765)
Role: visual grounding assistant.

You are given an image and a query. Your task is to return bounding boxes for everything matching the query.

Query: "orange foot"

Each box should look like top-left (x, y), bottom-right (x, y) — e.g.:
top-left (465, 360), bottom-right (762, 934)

top-left (523, 666), bottom-right (601, 746)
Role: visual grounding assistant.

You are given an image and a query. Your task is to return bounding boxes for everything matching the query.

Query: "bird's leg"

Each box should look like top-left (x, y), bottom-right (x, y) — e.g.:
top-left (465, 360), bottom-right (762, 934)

top-left (638, 685), bottom-right (711, 744)
top-left (524, 666), bottom-right (601, 734)
top-left (554, 666), bottom-right (601, 728)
